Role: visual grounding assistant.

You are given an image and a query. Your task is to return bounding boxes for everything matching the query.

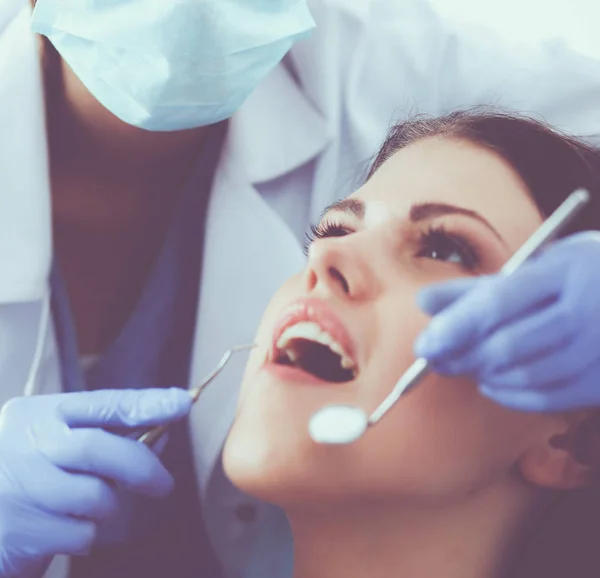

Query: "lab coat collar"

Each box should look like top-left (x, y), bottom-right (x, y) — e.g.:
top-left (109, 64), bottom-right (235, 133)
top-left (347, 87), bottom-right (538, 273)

top-left (227, 60), bottom-right (331, 185)
top-left (0, 0), bottom-right (52, 303)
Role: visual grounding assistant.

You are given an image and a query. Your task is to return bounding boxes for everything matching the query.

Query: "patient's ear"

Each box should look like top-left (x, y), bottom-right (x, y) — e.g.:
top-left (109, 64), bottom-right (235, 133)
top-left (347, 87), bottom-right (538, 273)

top-left (518, 413), bottom-right (600, 490)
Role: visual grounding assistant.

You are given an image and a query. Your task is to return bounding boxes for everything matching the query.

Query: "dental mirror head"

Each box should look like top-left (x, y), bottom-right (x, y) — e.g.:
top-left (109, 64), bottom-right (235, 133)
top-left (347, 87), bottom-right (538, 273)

top-left (308, 405), bottom-right (368, 445)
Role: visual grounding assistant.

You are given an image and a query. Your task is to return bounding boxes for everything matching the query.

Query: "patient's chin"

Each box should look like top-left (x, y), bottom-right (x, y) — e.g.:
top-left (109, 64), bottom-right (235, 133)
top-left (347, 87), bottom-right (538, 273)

top-left (223, 415), bottom-right (368, 507)
top-left (223, 416), bottom-right (317, 505)
top-left (222, 372), bottom-right (347, 504)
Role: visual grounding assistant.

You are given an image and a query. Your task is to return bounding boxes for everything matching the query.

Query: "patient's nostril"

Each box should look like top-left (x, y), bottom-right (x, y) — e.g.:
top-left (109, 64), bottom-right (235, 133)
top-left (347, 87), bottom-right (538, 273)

top-left (328, 266), bottom-right (349, 294)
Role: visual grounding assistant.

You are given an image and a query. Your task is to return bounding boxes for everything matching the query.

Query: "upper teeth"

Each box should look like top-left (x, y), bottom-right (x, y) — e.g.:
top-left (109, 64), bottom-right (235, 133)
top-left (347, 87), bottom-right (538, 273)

top-left (276, 321), bottom-right (356, 370)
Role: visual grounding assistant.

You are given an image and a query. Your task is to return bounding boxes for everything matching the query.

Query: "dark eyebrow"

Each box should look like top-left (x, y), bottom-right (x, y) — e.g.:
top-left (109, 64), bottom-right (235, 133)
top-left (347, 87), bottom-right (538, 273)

top-left (322, 198), bottom-right (506, 246)
top-left (410, 202), bottom-right (506, 245)
top-left (321, 198), bottom-right (365, 220)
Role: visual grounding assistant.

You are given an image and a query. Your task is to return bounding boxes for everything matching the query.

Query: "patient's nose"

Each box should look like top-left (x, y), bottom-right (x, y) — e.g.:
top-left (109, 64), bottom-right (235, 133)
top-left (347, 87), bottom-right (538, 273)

top-left (304, 237), bottom-right (380, 301)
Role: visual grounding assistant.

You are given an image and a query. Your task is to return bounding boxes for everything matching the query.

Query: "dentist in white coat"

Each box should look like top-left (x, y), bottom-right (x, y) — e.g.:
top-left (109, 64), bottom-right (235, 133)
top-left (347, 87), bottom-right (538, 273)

top-left (2, 0), bottom-right (600, 577)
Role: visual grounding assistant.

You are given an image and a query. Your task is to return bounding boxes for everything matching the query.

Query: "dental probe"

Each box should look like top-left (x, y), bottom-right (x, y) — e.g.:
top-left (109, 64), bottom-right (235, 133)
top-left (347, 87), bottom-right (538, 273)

top-left (137, 343), bottom-right (256, 447)
top-left (309, 188), bottom-right (591, 445)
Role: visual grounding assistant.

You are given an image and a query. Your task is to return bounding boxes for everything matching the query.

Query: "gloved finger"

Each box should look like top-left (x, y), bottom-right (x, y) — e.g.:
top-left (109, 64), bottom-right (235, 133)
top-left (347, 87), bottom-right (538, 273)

top-left (55, 388), bottom-right (192, 429)
top-left (34, 426), bottom-right (174, 497)
top-left (480, 385), bottom-right (552, 412)
top-left (415, 260), bottom-right (561, 360)
top-left (430, 300), bottom-right (576, 378)
top-left (417, 277), bottom-right (480, 316)
top-left (58, 473), bottom-right (120, 522)
top-left (485, 336), bottom-right (600, 390)
top-left (4, 557), bottom-right (53, 578)
top-left (480, 366), bottom-right (600, 412)
top-left (549, 230), bottom-right (600, 254)
top-left (12, 510), bottom-right (97, 557)
top-left (40, 517), bottom-right (97, 556)
top-left (13, 455), bottom-right (119, 522)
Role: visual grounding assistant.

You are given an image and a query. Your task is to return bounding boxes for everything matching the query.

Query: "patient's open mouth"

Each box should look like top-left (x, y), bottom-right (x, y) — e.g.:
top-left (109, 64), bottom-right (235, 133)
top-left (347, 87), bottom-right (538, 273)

top-left (275, 322), bottom-right (357, 382)
top-left (270, 300), bottom-right (358, 384)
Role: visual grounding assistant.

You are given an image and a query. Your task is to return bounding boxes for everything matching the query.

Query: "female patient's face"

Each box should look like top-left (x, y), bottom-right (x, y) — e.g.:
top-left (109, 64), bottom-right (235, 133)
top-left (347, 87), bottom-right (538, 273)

top-left (224, 137), bottom-right (565, 505)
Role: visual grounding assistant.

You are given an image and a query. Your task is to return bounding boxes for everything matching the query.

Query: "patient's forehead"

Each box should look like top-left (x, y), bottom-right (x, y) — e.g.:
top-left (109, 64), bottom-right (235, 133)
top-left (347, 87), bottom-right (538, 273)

top-left (357, 136), bottom-right (543, 251)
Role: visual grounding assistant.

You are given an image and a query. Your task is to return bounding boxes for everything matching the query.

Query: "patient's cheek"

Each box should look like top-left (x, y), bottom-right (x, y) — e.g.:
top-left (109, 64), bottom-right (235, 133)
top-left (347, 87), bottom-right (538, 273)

top-left (264, 275), bottom-right (302, 321)
top-left (255, 277), bottom-right (305, 346)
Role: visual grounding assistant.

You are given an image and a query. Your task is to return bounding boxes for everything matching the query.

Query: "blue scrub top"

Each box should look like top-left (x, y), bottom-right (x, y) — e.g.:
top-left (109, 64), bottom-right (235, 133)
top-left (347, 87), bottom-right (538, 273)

top-left (51, 125), bottom-right (227, 578)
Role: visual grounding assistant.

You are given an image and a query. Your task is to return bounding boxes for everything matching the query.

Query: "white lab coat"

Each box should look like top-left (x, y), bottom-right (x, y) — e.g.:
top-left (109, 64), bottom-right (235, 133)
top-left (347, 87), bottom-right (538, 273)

top-left (2, 0), bottom-right (600, 577)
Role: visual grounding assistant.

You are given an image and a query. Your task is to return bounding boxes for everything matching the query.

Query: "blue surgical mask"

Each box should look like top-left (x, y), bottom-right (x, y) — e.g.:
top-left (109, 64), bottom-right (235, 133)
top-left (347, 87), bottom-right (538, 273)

top-left (31, 0), bottom-right (315, 131)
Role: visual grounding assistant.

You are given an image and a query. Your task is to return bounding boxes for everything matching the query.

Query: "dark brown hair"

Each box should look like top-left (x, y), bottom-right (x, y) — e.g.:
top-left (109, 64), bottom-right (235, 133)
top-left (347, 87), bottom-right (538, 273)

top-left (368, 109), bottom-right (600, 236)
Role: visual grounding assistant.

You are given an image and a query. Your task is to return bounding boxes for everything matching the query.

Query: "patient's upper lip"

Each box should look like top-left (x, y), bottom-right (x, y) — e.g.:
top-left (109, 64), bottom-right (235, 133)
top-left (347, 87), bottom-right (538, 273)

top-left (270, 298), bottom-right (357, 364)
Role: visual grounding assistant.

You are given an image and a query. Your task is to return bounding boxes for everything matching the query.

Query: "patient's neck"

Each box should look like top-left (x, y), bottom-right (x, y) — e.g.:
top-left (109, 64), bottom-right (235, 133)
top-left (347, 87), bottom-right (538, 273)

top-left (287, 481), bottom-right (540, 578)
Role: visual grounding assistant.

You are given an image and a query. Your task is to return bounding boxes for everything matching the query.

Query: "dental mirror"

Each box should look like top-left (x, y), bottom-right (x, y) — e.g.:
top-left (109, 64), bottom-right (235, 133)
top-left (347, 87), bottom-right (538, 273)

top-left (309, 188), bottom-right (590, 446)
top-left (308, 404), bottom-right (369, 444)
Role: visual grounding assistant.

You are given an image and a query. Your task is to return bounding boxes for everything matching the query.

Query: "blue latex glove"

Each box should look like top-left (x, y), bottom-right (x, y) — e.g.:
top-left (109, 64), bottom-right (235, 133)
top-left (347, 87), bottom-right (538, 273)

top-left (0, 387), bottom-right (192, 578)
top-left (414, 232), bottom-right (600, 412)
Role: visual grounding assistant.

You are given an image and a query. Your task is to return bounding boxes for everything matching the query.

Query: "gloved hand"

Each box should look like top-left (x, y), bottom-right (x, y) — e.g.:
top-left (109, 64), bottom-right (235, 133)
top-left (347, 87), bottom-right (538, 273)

top-left (414, 232), bottom-right (600, 412)
top-left (0, 387), bottom-right (192, 578)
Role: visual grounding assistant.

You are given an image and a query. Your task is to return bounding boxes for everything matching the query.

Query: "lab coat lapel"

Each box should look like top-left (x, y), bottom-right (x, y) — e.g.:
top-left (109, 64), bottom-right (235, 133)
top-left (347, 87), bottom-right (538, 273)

top-left (0, 0), bottom-right (52, 303)
top-left (0, 0), bottom-right (59, 396)
top-left (188, 63), bottom-right (330, 493)
top-left (187, 161), bottom-right (302, 492)
top-left (0, 4), bottom-right (65, 577)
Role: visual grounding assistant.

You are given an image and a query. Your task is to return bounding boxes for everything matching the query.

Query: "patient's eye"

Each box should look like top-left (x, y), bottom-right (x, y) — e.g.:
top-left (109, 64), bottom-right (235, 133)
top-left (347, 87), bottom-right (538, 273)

top-left (303, 219), bottom-right (353, 254)
top-left (417, 225), bottom-right (480, 270)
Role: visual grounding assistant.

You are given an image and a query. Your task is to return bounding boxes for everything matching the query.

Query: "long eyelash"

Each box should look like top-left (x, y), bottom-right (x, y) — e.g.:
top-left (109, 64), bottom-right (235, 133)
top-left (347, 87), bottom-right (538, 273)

top-left (420, 224), bottom-right (480, 270)
top-left (302, 220), bottom-right (480, 269)
top-left (303, 219), bottom-right (350, 255)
